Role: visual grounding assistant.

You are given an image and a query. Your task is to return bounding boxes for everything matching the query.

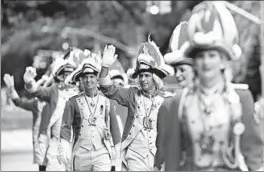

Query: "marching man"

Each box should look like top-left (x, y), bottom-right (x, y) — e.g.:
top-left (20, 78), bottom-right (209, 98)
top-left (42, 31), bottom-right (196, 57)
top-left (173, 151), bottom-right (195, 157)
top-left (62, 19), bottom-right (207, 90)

top-left (23, 57), bottom-right (79, 171)
top-left (3, 73), bottom-right (48, 171)
top-left (59, 52), bottom-right (121, 171)
top-left (98, 42), bottom-right (174, 171)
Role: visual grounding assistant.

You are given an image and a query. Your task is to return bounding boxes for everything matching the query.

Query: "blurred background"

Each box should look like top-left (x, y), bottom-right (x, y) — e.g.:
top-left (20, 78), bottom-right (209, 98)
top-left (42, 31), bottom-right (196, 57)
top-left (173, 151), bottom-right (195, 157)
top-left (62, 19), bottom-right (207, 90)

top-left (1, 1), bottom-right (263, 171)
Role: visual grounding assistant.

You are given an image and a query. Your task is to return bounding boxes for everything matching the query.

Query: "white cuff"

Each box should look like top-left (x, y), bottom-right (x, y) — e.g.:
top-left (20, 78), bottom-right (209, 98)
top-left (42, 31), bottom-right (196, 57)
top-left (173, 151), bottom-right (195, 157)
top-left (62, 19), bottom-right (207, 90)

top-left (25, 80), bottom-right (38, 93)
top-left (98, 75), bottom-right (112, 86)
top-left (10, 88), bottom-right (19, 99)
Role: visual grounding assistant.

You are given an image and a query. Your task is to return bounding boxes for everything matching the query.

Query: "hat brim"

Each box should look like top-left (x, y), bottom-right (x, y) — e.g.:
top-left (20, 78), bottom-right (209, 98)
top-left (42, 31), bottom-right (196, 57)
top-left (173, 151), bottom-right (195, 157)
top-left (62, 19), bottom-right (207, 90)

top-left (56, 64), bottom-right (76, 76)
top-left (72, 70), bottom-right (99, 82)
top-left (185, 44), bottom-right (232, 60)
top-left (131, 68), bottom-right (167, 79)
top-left (170, 58), bottom-right (193, 67)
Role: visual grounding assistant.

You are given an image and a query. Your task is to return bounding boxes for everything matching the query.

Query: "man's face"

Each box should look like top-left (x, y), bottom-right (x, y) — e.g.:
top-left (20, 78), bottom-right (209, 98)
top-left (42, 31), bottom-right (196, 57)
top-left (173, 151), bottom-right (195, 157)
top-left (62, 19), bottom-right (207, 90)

top-left (58, 71), bottom-right (72, 87)
top-left (81, 74), bottom-right (98, 92)
top-left (138, 71), bottom-right (155, 92)
top-left (174, 64), bottom-right (194, 88)
top-left (112, 78), bottom-right (125, 88)
top-left (62, 71), bottom-right (71, 80)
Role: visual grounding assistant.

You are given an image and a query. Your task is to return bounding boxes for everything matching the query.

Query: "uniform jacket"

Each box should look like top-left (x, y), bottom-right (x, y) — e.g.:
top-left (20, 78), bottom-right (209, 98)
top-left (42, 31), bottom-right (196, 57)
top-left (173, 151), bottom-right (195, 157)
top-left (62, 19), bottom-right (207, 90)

top-left (155, 87), bottom-right (264, 171)
top-left (12, 97), bottom-right (46, 164)
top-left (25, 83), bottom-right (59, 135)
top-left (100, 84), bottom-right (172, 143)
top-left (60, 91), bottom-right (121, 146)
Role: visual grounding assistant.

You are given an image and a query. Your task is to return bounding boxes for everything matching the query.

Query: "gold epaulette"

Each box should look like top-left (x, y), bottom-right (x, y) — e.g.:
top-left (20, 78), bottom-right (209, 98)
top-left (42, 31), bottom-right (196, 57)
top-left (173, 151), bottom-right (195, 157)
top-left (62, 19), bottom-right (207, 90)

top-left (231, 83), bottom-right (249, 90)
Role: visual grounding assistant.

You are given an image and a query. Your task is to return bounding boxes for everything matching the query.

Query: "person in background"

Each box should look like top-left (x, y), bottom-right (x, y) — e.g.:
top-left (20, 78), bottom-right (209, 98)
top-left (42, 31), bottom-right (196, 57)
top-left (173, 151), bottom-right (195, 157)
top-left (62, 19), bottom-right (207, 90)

top-left (23, 57), bottom-right (79, 171)
top-left (156, 1), bottom-right (264, 171)
top-left (98, 42), bottom-right (174, 171)
top-left (164, 22), bottom-right (194, 89)
top-left (3, 73), bottom-right (48, 171)
top-left (154, 21), bottom-right (195, 171)
top-left (59, 54), bottom-right (121, 171)
top-left (109, 69), bottom-right (129, 134)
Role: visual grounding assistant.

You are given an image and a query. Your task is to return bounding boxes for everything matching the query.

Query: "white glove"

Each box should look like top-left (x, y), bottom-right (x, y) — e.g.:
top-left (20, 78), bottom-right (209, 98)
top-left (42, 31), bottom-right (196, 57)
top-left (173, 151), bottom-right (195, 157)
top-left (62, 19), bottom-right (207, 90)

top-left (3, 74), bottom-right (14, 89)
top-left (23, 67), bottom-right (37, 84)
top-left (102, 45), bottom-right (118, 67)
top-left (58, 139), bottom-right (71, 166)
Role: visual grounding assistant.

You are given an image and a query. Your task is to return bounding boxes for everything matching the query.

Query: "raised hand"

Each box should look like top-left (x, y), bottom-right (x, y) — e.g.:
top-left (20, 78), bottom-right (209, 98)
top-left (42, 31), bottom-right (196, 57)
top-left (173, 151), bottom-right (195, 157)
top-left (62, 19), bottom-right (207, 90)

top-left (3, 74), bottom-right (14, 89)
top-left (102, 45), bottom-right (118, 67)
top-left (23, 66), bottom-right (37, 84)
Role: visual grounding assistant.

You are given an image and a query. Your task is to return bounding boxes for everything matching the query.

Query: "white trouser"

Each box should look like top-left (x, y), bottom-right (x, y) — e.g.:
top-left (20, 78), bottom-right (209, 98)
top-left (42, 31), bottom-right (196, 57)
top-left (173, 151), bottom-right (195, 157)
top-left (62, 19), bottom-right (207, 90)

top-left (124, 148), bottom-right (154, 171)
top-left (73, 146), bottom-right (111, 171)
top-left (46, 137), bottom-right (67, 171)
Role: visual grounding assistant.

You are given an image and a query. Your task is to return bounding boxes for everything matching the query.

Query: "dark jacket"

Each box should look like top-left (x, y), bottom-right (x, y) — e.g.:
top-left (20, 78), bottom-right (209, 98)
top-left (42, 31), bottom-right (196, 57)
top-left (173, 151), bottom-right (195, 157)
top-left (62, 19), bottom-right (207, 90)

top-left (155, 88), bottom-right (264, 171)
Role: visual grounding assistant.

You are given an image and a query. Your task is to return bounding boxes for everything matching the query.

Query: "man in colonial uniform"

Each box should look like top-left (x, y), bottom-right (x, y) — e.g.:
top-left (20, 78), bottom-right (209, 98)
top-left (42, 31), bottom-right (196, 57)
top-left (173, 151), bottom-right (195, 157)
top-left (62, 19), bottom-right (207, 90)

top-left (23, 57), bottom-right (79, 171)
top-left (155, 1), bottom-right (264, 171)
top-left (98, 42), bottom-right (174, 171)
top-left (3, 73), bottom-right (48, 171)
top-left (58, 53), bottom-right (121, 171)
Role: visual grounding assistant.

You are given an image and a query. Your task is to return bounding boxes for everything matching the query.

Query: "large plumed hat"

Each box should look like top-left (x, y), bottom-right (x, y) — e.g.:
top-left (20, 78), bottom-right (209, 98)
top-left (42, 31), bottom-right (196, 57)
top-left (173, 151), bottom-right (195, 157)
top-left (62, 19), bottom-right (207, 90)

top-left (185, 1), bottom-right (242, 60)
top-left (131, 38), bottom-right (174, 79)
top-left (164, 22), bottom-right (193, 67)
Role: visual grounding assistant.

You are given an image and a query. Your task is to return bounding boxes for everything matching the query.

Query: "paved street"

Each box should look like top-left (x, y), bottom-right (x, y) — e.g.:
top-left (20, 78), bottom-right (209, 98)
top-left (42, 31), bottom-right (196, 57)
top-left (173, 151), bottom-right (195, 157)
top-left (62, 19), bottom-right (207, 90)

top-left (1, 151), bottom-right (37, 171)
top-left (1, 129), bottom-right (36, 171)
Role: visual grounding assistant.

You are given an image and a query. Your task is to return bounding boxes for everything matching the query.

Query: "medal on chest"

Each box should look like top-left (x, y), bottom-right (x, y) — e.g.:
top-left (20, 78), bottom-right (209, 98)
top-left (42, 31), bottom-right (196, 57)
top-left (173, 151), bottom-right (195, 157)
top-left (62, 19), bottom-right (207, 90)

top-left (198, 133), bottom-right (215, 154)
top-left (103, 128), bottom-right (111, 140)
top-left (142, 96), bottom-right (156, 131)
top-left (84, 95), bottom-right (100, 126)
top-left (143, 117), bottom-right (153, 130)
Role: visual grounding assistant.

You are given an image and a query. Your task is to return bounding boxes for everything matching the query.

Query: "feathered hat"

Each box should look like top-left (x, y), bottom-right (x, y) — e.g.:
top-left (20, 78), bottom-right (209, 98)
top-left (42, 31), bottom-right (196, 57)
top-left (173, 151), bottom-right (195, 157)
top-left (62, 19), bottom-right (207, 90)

top-left (164, 21), bottom-right (193, 67)
top-left (131, 37), bottom-right (174, 79)
top-left (109, 69), bottom-right (128, 85)
top-left (185, 1), bottom-right (242, 60)
top-left (51, 57), bottom-right (76, 82)
top-left (65, 50), bottom-right (102, 84)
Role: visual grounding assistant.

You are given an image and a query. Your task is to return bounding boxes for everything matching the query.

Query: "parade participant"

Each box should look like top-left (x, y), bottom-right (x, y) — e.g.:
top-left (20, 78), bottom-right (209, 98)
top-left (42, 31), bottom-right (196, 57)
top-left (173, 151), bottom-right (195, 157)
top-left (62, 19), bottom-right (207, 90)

top-left (109, 69), bottom-right (129, 133)
top-left (156, 1), bottom-right (264, 171)
top-left (154, 22), bottom-right (195, 171)
top-left (164, 22), bottom-right (194, 89)
top-left (23, 57), bottom-right (79, 171)
top-left (254, 96), bottom-right (264, 124)
top-left (98, 42), bottom-right (174, 171)
top-left (3, 73), bottom-right (48, 171)
top-left (109, 69), bottom-right (128, 88)
top-left (59, 53), bottom-right (121, 171)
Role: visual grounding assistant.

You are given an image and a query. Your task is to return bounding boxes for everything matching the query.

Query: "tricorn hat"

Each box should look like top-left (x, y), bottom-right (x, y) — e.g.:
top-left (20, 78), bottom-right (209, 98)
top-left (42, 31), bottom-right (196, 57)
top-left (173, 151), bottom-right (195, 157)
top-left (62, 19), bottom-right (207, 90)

top-left (65, 50), bottom-right (102, 83)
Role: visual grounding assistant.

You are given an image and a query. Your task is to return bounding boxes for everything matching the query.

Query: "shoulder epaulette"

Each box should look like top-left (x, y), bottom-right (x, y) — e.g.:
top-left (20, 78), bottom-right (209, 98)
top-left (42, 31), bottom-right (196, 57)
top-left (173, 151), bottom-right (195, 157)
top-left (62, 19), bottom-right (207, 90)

top-left (71, 91), bottom-right (85, 99)
top-left (231, 83), bottom-right (249, 90)
top-left (125, 84), bottom-right (139, 89)
top-left (160, 91), bottom-right (175, 98)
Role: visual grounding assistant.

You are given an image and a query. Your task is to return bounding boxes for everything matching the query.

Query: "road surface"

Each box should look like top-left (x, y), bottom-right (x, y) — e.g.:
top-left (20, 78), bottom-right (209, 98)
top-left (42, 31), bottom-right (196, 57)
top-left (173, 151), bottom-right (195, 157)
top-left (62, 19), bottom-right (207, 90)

top-left (1, 129), bottom-right (37, 171)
